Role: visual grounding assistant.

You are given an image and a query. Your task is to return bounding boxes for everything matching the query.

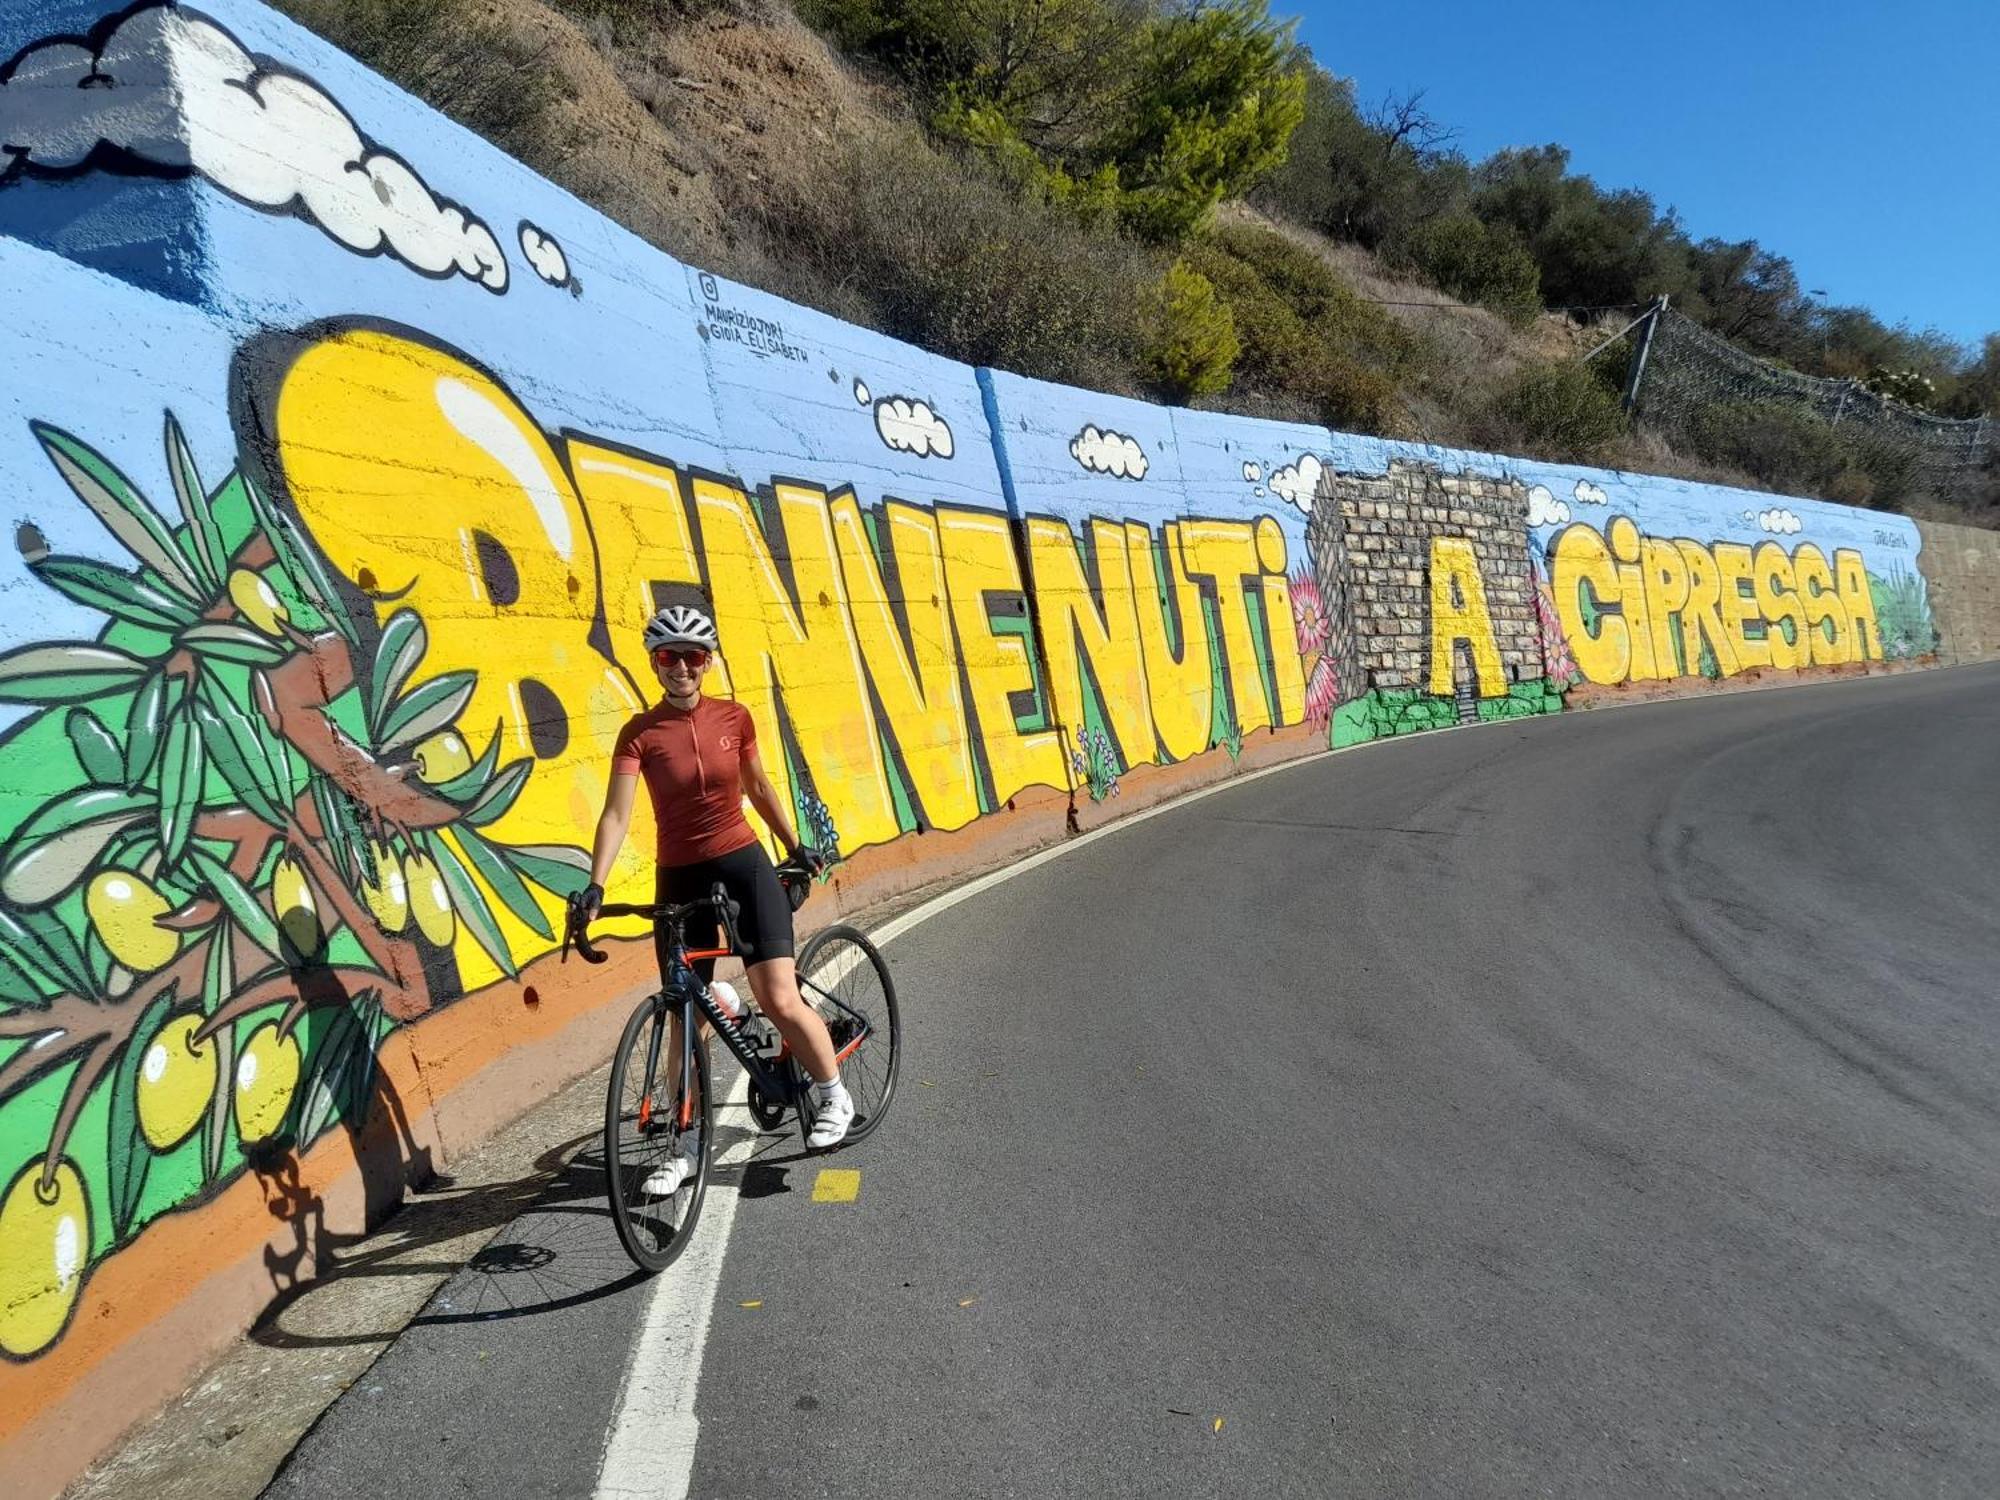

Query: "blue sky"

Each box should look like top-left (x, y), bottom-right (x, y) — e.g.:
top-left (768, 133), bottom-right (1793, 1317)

top-left (1288, 0), bottom-right (1998, 352)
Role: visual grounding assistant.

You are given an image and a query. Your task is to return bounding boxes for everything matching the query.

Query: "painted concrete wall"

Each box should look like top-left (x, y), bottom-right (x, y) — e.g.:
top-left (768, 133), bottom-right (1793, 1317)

top-left (0, 2), bottom-right (1984, 1489)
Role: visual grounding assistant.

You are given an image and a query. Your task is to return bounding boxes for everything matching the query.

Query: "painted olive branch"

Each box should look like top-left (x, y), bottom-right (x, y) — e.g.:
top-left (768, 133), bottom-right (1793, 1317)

top-left (254, 629), bottom-right (468, 837)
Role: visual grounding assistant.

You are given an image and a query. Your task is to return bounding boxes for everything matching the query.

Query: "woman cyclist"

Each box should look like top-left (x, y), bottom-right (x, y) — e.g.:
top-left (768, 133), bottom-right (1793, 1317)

top-left (569, 602), bottom-right (853, 1192)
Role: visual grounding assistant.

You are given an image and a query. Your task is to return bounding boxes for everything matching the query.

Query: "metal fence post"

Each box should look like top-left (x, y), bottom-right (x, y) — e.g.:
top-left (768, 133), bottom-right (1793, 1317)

top-left (1621, 296), bottom-right (1667, 413)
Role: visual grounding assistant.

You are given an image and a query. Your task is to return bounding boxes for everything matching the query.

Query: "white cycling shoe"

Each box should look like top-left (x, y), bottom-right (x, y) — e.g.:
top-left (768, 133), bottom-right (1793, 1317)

top-left (640, 1149), bottom-right (699, 1197)
top-left (807, 1089), bottom-right (855, 1150)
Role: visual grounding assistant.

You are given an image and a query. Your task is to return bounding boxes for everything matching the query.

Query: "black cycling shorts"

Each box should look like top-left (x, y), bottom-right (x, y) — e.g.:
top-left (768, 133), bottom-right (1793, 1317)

top-left (655, 840), bottom-right (794, 983)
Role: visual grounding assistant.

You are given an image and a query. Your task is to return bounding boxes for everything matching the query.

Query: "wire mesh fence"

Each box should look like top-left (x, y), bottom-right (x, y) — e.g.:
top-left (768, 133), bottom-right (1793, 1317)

top-left (1630, 306), bottom-right (1994, 507)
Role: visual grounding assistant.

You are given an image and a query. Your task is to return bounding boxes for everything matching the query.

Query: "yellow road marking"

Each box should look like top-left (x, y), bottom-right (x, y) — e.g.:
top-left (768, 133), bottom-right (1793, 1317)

top-left (739, 1300), bottom-right (762, 1309)
top-left (812, 1168), bottom-right (861, 1203)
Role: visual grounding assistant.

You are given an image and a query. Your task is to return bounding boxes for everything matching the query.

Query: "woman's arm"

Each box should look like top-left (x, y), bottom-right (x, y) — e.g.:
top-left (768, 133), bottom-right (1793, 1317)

top-left (739, 744), bottom-right (802, 855)
top-left (587, 768), bottom-right (641, 890)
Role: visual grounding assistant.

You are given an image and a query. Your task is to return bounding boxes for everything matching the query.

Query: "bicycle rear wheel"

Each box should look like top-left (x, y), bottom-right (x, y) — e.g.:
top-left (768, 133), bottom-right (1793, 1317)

top-left (604, 994), bottom-right (711, 1274)
top-left (796, 924), bottom-right (900, 1145)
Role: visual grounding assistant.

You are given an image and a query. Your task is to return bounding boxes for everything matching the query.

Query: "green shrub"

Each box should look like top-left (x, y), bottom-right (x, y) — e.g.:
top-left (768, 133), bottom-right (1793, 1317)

top-left (1402, 214), bottom-right (1541, 326)
top-left (1490, 361), bottom-right (1627, 457)
top-left (1183, 224), bottom-right (1416, 433)
top-left (1139, 262), bottom-right (1240, 400)
top-left (1685, 401), bottom-right (1842, 489)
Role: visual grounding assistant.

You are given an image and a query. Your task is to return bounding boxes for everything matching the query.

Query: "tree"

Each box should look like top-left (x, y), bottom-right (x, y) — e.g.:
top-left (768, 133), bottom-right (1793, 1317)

top-left (1942, 334), bottom-right (2000, 419)
top-left (1139, 259), bottom-right (1239, 398)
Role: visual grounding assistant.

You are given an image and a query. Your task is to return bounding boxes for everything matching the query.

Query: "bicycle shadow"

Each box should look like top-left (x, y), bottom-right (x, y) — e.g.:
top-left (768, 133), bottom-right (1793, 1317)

top-left (249, 1096), bottom-right (791, 1346)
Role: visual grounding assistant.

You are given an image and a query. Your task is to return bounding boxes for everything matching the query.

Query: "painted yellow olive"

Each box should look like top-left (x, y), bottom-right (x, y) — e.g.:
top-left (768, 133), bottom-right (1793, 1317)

top-left (403, 851), bottom-right (455, 946)
top-left (360, 842), bottom-right (410, 934)
top-left (137, 1012), bottom-right (217, 1151)
top-left (85, 869), bottom-right (180, 974)
top-left (227, 567), bottom-right (289, 636)
top-left (0, 1158), bottom-right (90, 1358)
top-left (413, 731), bottom-right (472, 783)
top-left (234, 1023), bottom-right (301, 1144)
top-left (271, 855), bottom-right (322, 957)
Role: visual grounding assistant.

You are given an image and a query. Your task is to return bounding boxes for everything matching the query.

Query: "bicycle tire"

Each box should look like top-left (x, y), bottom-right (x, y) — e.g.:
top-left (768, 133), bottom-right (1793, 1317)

top-left (795, 923), bottom-right (900, 1145)
top-left (604, 994), bottom-right (711, 1274)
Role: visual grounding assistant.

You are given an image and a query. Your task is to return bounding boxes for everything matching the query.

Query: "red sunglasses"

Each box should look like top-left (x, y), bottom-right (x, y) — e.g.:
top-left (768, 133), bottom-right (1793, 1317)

top-left (652, 647), bottom-right (710, 669)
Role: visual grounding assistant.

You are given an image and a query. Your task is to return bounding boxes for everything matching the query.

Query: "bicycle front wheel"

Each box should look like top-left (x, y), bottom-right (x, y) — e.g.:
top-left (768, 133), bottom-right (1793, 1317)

top-left (796, 924), bottom-right (900, 1145)
top-left (604, 995), bottom-right (711, 1274)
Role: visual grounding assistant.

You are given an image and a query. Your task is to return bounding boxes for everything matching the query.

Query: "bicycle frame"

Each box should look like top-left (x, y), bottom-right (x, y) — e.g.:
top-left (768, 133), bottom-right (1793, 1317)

top-left (578, 895), bottom-right (875, 1144)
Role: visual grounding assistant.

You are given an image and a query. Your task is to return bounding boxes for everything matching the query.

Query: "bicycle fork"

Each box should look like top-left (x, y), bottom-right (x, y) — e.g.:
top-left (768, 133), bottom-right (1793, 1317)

top-left (635, 1001), bottom-right (697, 1135)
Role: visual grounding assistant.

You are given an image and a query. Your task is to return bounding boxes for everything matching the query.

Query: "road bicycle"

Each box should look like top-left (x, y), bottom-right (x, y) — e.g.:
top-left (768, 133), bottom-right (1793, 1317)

top-left (564, 858), bottom-right (900, 1273)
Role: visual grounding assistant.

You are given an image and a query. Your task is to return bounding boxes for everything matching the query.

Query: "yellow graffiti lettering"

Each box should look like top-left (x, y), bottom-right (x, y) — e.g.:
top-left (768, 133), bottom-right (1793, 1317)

top-left (1793, 544), bottom-right (1850, 666)
top-left (1552, 523), bottom-right (1630, 685)
top-left (937, 505), bottom-right (1067, 807)
top-left (1676, 539), bottom-right (1739, 678)
top-left (1124, 522), bottom-right (1213, 763)
top-left (1711, 541), bottom-right (1768, 671)
top-left (1834, 549), bottom-right (1880, 662)
top-left (1639, 537), bottom-right (1691, 676)
top-left (695, 476), bottom-right (898, 854)
top-left (1427, 536), bottom-right (1505, 698)
top-left (1254, 517), bottom-right (1307, 724)
top-left (271, 331), bottom-right (642, 980)
top-left (1607, 517), bottom-right (1658, 680)
top-left (1177, 519), bottom-right (1272, 735)
top-left (1026, 516), bottom-right (1155, 767)
top-left (1753, 542), bottom-right (1806, 671)
top-left (829, 495), bottom-right (981, 833)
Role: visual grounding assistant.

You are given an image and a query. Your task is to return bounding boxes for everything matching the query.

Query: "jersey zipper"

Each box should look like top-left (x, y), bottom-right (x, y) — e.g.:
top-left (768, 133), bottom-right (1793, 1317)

top-left (689, 710), bottom-right (706, 796)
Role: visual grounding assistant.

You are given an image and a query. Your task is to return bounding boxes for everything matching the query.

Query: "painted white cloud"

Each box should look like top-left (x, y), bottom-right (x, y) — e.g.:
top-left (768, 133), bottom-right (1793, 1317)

top-left (0, 4), bottom-right (508, 291)
top-left (1573, 480), bottom-right (1608, 506)
top-left (1268, 453), bottom-right (1323, 513)
top-left (518, 222), bottom-right (569, 288)
top-left (1526, 484), bottom-right (1572, 529)
top-left (1759, 507), bottom-right (1803, 535)
top-left (1241, 461), bottom-right (1262, 483)
top-left (874, 396), bottom-right (953, 459)
top-left (853, 378), bottom-right (871, 406)
top-left (1069, 425), bottom-right (1148, 481)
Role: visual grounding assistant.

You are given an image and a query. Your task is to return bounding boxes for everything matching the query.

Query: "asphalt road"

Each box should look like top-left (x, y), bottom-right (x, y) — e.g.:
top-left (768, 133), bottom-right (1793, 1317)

top-left (266, 664), bottom-right (2000, 1499)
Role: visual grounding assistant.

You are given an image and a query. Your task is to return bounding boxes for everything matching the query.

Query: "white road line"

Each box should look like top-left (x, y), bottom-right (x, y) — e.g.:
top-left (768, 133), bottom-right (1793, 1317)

top-left (591, 659), bottom-right (1957, 1497)
top-left (594, 1065), bottom-right (752, 1500)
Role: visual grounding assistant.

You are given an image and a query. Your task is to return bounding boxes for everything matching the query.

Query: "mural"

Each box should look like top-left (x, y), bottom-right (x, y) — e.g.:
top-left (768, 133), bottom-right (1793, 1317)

top-left (0, 401), bottom-right (594, 1358)
top-left (0, 0), bottom-right (1961, 1440)
top-left (1307, 460), bottom-right (1564, 747)
top-left (1522, 476), bottom-right (1936, 686)
top-left (0, 311), bottom-right (1329, 1362)
top-left (0, 4), bottom-right (510, 293)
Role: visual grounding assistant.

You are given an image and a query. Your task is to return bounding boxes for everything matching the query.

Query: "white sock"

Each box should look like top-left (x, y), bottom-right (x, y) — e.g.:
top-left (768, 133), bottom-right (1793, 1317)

top-left (814, 1075), bottom-right (848, 1105)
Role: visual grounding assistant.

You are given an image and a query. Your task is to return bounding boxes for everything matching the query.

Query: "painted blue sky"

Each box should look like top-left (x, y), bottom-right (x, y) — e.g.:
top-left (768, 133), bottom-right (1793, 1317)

top-left (1289, 0), bottom-right (1998, 352)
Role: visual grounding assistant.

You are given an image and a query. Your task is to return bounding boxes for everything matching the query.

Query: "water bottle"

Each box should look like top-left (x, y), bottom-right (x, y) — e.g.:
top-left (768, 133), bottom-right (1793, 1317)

top-left (713, 980), bottom-right (782, 1059)
top-left (710, 979), bottom-right (746, 1022)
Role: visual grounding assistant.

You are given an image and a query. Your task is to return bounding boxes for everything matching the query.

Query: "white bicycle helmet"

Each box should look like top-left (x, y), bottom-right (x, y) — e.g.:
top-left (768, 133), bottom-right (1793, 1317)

top-left (643, 603), bottom-right (719, 653)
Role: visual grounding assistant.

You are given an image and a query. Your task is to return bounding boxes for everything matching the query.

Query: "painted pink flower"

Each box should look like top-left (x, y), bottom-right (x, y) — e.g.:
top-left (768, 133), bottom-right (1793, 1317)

top-left (1304, 655), bottom-right (1341, 725)
top-left (1289, 567), bottom-right (1329, 656)
top-left (1531, 552), bottom-right (1578, 691)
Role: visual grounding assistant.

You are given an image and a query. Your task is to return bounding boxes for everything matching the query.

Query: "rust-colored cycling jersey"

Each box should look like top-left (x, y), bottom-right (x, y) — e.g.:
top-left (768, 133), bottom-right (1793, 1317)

top-left (611, 696), bottom-right (761, 868)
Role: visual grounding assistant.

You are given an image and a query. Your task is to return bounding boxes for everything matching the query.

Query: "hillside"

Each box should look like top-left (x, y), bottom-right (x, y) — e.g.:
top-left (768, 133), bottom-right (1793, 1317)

top-left (274, 0), bottom-right (1996, 525)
